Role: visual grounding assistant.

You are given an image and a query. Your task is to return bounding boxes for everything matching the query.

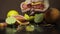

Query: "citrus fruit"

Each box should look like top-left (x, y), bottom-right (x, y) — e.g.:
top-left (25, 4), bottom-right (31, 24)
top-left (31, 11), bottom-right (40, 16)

top-left (29, 16), bottom-right (34, 20)
top-left (24, 14), bottom-right (30, 20)
top-left (6, 17), bottom-right (17, 24)
top-left (7, 10), bottom-right (19, 17)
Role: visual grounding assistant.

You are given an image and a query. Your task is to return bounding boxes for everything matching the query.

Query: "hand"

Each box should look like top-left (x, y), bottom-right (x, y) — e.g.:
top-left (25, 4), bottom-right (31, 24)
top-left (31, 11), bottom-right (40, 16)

top-left (20, 2), bottom-right (31, 12)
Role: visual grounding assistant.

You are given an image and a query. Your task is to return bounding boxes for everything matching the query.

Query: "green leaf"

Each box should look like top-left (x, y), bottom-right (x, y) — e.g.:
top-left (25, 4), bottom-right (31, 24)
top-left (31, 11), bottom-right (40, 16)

top-left (34, 13), bottom-right (44, 23)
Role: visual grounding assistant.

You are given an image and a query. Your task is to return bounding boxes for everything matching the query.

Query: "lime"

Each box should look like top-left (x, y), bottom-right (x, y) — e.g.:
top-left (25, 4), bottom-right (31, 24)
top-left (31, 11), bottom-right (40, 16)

top-left (29, 16), bottom-right (34, 20)
top-left (26, 25), bottom-right (35, 31)
top-left (6, 17), bottom-right (17, 24)
top-left (7, 10), bottom-right (19, 17)
top-left (24, 14), bottom-right (30, 20)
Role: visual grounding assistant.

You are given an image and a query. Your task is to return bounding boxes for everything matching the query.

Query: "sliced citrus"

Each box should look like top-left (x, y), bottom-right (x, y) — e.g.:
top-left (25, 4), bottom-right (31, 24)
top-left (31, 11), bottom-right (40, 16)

top-left (6, 17), bottom-right (16, 24)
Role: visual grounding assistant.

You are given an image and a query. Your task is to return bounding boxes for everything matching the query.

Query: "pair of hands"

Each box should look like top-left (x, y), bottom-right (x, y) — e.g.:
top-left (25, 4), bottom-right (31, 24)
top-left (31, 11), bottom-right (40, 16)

top-left (20, 0), bottom-right (49, 13)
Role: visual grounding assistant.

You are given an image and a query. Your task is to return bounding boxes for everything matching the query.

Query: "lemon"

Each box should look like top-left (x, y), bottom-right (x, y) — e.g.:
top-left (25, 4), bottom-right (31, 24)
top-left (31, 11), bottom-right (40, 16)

top-left (7, 10), bottom-right (19, 17)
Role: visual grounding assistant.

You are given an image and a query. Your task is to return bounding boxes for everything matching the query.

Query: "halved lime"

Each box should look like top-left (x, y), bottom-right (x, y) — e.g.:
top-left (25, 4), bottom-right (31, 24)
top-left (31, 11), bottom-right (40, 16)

top-left (29, 16), bottom-right (34, 20)
top-left (6, 17), bottom-right (17, 24)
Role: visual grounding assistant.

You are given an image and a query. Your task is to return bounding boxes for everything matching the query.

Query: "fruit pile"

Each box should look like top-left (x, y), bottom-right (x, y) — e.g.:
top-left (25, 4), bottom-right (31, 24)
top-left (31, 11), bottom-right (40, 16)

top-left (6, 10), bottom-right (30, 25)
top-left (4, 0), bottom-right (60, 32)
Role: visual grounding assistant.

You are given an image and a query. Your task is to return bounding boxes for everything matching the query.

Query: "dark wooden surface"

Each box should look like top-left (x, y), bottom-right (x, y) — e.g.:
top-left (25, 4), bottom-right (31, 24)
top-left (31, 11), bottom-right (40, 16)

top-left (0, 24), bottom-right (60, 34)
top-left (0, 22), bottom-right (60, 34)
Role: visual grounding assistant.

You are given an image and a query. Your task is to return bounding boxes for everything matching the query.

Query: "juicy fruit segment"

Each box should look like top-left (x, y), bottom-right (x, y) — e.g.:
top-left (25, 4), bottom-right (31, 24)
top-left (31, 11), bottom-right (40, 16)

top-left (34, 13), bottom-right (44, 23)
top-left (7, 10), bottom-right (19, 17)
top-left (6, 17), bottom-right (17, 24)
top-left (29, 16), bottom-right (34, 20)
top-left (26, 25), bottom-right (35, 31)
top-left (24, 14), bottom-right (34, 20)
top-left (24, 14), bottom-right (30, 20)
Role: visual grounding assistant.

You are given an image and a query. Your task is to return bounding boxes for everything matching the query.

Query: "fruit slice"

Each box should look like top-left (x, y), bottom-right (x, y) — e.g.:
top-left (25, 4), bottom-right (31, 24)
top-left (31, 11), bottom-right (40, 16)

top-left (7, 10), bottom-right (19, 17)
top-left (29, 16), bottom-right (34, 20)
top-left (6, 17), bottom-right (17, 24)
top-left (24, 14), bottom-right (30, 20)
top-left (26, 25), bottom-right (35, 31)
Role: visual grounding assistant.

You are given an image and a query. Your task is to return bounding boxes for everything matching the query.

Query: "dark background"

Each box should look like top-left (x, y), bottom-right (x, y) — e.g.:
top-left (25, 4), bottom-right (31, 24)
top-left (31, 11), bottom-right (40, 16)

top-left (0, 0), bottom-right (60, 21)
top-left (0, 0), bottom-right (60, 34)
